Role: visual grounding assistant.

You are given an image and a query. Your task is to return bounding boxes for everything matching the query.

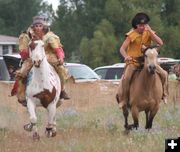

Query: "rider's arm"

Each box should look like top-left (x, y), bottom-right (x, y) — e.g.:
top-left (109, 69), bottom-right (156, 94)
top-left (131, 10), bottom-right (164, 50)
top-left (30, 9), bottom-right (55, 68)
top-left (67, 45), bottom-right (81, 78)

top-left (54, 48), bottom-right (65, 59)
top-left (19, 33), bottom-right (30, 60)
top-left (120, 37), bottom-right (132, 61)
top-left (145, 24), bottom-right (163, 46)
top-left (48, 35), bottom-right (65, 64)
top-left (20, 49), bottom-right (29, 60)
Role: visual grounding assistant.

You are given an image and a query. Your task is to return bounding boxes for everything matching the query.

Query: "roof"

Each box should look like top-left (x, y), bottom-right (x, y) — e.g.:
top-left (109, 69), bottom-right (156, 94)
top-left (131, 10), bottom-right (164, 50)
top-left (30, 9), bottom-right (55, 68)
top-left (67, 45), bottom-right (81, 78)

top-left (94, 63), bottom-right (125, 71)
top-left (64, 63), bottom-right (86, 66)
top-left (3, 54), bottom-right (21, 58)
top-left (0, 35), bottom-right (18, 45)
top-left (158, 57), bottom-right (180, 63)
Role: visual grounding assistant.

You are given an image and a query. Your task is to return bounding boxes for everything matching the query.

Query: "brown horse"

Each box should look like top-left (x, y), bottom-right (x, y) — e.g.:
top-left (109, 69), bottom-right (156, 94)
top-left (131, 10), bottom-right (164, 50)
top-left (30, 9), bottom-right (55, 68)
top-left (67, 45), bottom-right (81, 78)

top-left (116, 46), bottom-right (163, 130)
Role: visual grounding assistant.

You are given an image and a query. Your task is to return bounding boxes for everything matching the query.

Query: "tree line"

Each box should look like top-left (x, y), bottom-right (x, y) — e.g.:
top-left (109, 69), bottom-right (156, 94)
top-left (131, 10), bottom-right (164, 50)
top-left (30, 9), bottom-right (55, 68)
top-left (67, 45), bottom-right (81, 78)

top-left (0, 0), bottom-right (179, 68)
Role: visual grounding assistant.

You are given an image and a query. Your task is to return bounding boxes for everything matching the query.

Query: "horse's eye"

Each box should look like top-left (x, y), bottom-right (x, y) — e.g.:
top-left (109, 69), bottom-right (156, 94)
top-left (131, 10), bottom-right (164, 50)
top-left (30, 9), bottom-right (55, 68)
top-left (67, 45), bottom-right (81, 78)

top-left (144, 55), bottom-right (147, 58)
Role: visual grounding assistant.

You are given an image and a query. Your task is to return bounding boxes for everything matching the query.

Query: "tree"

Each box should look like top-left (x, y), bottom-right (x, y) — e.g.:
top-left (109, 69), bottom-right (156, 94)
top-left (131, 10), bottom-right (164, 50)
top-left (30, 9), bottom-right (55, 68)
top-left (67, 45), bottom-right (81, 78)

top-left (52, 0), bottom-right (107, 60)
top-left (160, 0), bottom-right (180, 58)
top-left (0, 0), bottom-right (54, 36)
top-left (80, 19), bottom-right (118, 68)
top-left (54, 0), bottom-right (180, 64)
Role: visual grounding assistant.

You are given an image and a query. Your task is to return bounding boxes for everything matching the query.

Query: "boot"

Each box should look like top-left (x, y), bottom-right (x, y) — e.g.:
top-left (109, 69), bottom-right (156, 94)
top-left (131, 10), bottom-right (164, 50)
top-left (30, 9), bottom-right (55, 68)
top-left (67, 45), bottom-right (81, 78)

top-left (162, 74), bottom-right (169, 104)
top-left (162, 85), bottom-right (168, 104)
top-left (17, 77), bottom-right (27, 107)
top-left (60, 90), bottom-right (70, 100)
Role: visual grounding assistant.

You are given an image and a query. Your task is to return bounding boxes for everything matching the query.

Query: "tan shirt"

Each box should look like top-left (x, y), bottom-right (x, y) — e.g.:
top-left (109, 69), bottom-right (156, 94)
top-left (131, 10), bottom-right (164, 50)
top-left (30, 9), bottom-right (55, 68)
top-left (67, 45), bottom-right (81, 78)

top-left (125, 29), bottom-right (153, 57)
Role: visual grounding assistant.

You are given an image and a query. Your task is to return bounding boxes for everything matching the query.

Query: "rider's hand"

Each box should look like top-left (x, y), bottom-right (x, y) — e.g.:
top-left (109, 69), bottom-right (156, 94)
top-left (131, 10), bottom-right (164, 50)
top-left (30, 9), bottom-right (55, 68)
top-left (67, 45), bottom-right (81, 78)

top-left (145, 24), bottom-right (152, 32)
top-left (124, 56), bottom-right (132, 62)
top-left (58, 58), bottom-right (64, 65)
top-left (29, 41), bottom-right (36, 50)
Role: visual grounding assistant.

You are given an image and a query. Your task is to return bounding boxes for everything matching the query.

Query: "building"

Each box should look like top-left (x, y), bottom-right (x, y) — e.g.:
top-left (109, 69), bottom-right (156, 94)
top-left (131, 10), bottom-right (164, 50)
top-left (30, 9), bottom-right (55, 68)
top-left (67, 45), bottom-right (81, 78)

top-left (0, 35), bottom-right (18, 56)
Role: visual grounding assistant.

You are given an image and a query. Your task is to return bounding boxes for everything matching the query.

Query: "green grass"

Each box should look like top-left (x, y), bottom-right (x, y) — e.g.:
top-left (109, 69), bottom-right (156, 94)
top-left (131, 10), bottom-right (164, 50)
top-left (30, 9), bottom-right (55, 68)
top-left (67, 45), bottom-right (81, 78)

top-left (0, 102), bottom-right (179, 152)
top-left (53, 102), bottom-right (180, 152)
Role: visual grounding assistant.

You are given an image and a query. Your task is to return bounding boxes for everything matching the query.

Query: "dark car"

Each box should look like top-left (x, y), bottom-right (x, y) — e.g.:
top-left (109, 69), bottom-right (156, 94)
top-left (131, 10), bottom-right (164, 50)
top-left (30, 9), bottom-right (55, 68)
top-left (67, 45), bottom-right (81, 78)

top-left (158, 57), bottom-right (180, 74)
top-left (1, 54), bottom-right (21, 81)
top-left (0, 56), bottom-right (11, 81)
top-left (94, 63), bottom-right (125, 80)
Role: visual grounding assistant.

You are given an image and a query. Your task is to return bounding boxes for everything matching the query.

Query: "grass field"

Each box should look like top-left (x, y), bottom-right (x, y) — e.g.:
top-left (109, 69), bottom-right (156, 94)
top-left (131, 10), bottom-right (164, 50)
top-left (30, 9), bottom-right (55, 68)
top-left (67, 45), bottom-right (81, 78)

top-left (0, 81), bottom-right (179, 152)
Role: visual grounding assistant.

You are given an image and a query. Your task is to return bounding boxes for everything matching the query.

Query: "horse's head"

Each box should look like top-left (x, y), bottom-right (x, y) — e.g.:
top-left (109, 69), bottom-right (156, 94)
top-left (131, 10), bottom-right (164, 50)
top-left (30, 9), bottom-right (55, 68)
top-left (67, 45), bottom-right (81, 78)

top-left (142, 45), bottom-right (159, 74)
top-left (29, 40), bottom-right (45, 68)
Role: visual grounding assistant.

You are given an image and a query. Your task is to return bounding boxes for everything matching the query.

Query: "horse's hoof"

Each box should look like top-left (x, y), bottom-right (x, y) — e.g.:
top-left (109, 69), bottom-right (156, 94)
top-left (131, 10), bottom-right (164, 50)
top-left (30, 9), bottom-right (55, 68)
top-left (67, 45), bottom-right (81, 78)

top-left (24, 123), bottom-right (34, 132)
top-left (145, 125), bottom-right (152, 130)
top-left (126, 126), bottom-right (133, 130)
top-left (126, 124), bottom-right (138, 130)
top-left (45, 128), bottom-right (56, 137)
top-left (51, 131), bottom-right (56, 137)
top-left (33, 132), bottom-right (40, 141)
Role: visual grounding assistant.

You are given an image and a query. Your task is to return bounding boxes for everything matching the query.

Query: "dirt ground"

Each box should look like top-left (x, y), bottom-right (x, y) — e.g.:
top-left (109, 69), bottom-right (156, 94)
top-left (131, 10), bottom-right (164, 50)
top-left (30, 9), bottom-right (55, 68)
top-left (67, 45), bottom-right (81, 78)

top-left (0, 80), bottom-right (179, 151)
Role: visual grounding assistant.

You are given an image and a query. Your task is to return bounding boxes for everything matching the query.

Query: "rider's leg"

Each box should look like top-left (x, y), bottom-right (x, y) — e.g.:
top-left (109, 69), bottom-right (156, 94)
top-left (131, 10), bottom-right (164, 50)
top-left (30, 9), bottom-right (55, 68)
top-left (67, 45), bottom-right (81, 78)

top-left (15, 59), bottom-right (33, 105)
top-left (156, 65), bottom-right (168, 103)
top-left (17, 77), bottom-right (26, 106)
top-left (53, 65), bottom-right (70, 100)
top-left (121, 64), bottom-right (137, 107)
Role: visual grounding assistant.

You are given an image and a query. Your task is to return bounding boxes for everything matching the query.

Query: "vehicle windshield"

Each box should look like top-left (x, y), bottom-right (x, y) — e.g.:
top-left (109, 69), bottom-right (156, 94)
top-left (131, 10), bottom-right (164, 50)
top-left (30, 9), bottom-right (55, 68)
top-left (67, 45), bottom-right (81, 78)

top-left (95, 67), bottom-right (124, 80)
top-left (66, 65), bottom-right (99, 79)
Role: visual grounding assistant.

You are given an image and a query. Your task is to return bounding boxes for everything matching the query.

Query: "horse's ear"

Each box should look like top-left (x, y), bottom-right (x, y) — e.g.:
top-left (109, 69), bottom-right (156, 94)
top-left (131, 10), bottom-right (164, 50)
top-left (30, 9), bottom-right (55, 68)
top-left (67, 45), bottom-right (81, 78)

top-left (141, 45), bottom-right (147, 53)
top-left (154, 44), bottom-right (161, 54)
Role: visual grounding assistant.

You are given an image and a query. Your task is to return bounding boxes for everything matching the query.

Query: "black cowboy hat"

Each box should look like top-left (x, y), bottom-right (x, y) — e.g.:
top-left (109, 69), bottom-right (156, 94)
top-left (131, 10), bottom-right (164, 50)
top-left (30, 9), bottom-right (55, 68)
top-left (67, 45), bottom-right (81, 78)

top-left (132, 12), bottom-right (150, 28)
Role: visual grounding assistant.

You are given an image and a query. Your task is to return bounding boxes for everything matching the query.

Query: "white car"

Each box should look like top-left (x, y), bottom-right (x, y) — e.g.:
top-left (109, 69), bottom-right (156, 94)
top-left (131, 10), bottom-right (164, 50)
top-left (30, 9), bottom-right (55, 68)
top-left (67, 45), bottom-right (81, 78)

top-left (94, 63), bottom-right (125, 80)
top-left (64, 63), bottom-right (100, 82)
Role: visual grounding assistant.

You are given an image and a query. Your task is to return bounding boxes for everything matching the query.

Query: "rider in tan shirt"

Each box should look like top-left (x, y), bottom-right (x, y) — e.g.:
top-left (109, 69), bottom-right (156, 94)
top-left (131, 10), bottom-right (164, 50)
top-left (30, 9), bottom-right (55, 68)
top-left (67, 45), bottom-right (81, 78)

top-left (119, 13), bottom-right (168, 107)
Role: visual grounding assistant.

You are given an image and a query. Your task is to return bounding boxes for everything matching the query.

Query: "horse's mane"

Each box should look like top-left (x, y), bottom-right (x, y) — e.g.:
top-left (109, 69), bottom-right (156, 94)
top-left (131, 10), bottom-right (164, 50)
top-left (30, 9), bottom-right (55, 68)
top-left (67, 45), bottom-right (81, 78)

top-left (142, 45), bottom-right (160, 54)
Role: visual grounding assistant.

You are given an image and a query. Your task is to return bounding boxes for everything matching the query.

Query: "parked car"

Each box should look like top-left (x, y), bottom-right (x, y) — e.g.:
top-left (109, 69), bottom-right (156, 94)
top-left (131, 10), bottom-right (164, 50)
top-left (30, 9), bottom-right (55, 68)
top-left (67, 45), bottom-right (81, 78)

top-left (0, 56), bottom-right (11, 81)
top-left (94, 63), bottom-right (125, 80)
top-left (2, 54), bottom-right (100, 82)
top-left (0, 54), bottom-right (21, 81)
top-left (64, 63), bottom-right (100, 82)
top-left (158, 57), bottom-right (180, 74)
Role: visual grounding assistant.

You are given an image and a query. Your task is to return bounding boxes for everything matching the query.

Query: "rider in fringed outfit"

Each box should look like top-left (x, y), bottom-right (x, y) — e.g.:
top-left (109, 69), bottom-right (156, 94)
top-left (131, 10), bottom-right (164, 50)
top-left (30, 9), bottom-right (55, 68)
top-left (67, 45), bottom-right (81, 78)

top-left (12, 15), bottom-right (70, 106)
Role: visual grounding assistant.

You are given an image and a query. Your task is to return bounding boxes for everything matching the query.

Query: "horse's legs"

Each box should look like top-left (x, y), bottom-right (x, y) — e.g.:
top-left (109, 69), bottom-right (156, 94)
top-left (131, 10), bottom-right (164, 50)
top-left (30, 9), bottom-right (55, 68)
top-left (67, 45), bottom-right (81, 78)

top-left (24, 100), bottom-right (40, 140)
top-left (145, 110), bottom-right (150, 129)
top-left (46, 103), bottom-right (57, 137)
top-left (122, 105), bottom-right (129, 129)
top-left (131, 107), bottom-right (139, 129)
top-left (147, 105), bottom-right (159, 129)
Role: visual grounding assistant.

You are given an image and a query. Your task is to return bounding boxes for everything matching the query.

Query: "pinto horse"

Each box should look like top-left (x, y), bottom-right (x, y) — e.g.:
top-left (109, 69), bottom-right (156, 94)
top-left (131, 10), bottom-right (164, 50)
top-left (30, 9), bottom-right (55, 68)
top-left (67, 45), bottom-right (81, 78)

top-left (116, 46), bottom-right (163, 130)
top-left (23, 40), bottom-right (61, 140)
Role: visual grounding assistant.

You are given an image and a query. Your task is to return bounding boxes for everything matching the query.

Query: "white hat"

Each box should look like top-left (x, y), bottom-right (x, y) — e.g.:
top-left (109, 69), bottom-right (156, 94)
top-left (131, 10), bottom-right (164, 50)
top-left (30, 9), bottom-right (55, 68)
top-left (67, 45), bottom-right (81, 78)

top-left (32, 15), bottom-right (47, 26)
